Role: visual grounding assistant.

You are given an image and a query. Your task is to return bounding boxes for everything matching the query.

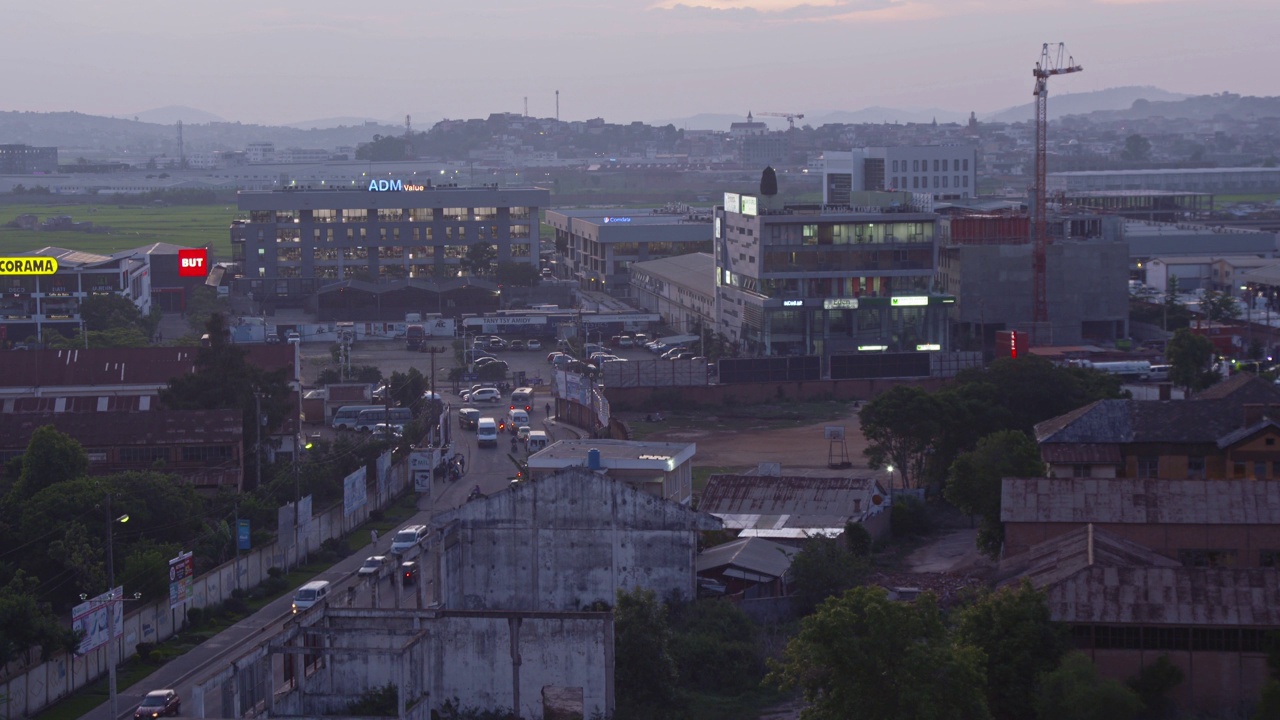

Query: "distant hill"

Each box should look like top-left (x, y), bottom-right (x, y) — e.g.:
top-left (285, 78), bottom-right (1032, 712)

top-left (131, 105), bottom-right (225, 125)
top-left (284, 116), bottom-right (397, 130)
top-left (659, 107), bottom-right (968, 131)
top-left (1084, 92), bottom-right (1280, 122)
top-left (983, 86), bottom-right (1188, 123)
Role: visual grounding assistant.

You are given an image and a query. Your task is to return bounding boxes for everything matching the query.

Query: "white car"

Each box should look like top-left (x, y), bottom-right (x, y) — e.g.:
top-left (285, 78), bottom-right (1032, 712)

top-left (464, 388), bottom-right (502, 403)
top-left (357, 555), bottom-right (392, 577)
top-left (526, 339), bottom-right (543, 350)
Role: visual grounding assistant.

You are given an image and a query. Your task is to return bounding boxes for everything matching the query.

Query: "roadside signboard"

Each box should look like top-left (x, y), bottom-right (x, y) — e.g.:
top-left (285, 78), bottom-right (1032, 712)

top-left (168, 552), bottom-right (194, 609)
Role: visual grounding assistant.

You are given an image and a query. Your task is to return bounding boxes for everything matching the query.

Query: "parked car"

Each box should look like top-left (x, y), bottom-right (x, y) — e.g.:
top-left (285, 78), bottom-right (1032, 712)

top-left (134, 690), bottom-right (180, 719)
top-left (488, 337), bottom-right (508, 350)
top-left (526, 339), bottom-right (543, 350)
top-left (463, 388), bottom-right (502, 403)
top-left (357, 555), bottom-right (393, 578)
top-left (510, 339), bottom-right (526, 351)
top-left (617, 336), bottom-right (635, 348)
top-left (661, 347), bottom-right (688, 360)
top-left (475, 359), bottom-right (509, 373)
top-left (546, 351), bottom-right (565, 363)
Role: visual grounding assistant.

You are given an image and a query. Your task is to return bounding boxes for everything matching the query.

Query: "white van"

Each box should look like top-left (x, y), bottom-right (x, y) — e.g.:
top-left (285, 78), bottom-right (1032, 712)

top-left (525, 431), bottom-right (549, 453)
top-left (291, 580), bottom-right (330, 613)
top-left (331, 405), bottom-right (383, 431)
top-left (477, 418), bottom-right (499, 447)
top-left (510, 387), bottom-right (534, 405)
top-left (390, 524), bottom-right (428, 556)
top-left (507, 408), bottom-right (530, 433)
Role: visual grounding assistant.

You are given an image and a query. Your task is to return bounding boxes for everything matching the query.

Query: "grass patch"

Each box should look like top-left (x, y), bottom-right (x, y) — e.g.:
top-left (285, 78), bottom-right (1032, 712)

top-left (0, 203), bottom-right (239, 258)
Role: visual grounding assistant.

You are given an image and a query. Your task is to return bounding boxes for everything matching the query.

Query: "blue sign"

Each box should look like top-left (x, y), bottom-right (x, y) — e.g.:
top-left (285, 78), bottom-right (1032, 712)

top-left (237, 519), bottom-right (251, 551)
top-left (601, 217), bottom-right (632, 224)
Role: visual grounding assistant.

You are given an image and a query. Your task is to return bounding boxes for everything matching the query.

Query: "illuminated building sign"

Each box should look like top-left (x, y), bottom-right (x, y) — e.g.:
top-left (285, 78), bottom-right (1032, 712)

top-left (858, 345), bottom-right (888, 351)
top-left (916, 343), bottom-right (941, 351)
top-left (367, 179), bottom-right (426, 192)
top-left (890, 296), bottom-right (928, 307)
top-left (178, 249), bottom-right (209, 277)
top-left (0, 257), bottom-right (58, 275)
top-left (823, 298), bottom-right (859, 310)
top-left (783, 299), bottom-right (804, 307)
top-left (723, 192), bottom-right (740, 213)
top-left (602, 217), bottom-right (632, 224)
top-left (741, 195), bottom-right (758, 216)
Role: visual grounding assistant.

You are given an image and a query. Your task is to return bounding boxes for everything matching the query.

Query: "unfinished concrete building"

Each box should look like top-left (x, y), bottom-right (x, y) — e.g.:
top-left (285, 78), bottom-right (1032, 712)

top-left (937, 212), bottom-right (1129, 348)
top-left (431, 467), bottom-right (722, 611)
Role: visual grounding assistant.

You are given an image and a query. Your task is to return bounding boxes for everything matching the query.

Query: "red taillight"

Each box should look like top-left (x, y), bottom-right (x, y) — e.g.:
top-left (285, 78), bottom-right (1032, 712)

top-left (524, 405), bottom-right (531, 412)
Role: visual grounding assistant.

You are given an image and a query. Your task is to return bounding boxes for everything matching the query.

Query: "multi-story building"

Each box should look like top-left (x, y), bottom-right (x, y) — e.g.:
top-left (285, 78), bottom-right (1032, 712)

top-left (714, 190), bottom-right (952, 359)
top-left (1049, 167), bottom-right (1280, 194)
top-left (1, 247), bottom-right (151, 343)
top-left (231, 185), bottom-right (549, 304)
top-left (545, 206), bottom-right (712, 297)
top-left (0, 144), bottom-right (58, 174)
top-left (629, 252), bottom-right (716, 333)
top-left (823, 146), bottom-right (978, 202)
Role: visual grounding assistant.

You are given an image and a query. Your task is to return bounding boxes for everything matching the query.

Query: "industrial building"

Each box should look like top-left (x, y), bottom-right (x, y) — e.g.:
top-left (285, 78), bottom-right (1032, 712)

top-left (0, 144), bottom-right (58, 174)
top-left (629, 252), bottom-right (716, 333)
top-left (526, 440), bottom-right (697, 505)
top-left (0, 246), bottom-right (151, 343)
top-left (937, 212), bottom-right (1130, 347)
top-left (714, 190), bottom-right (953, 359)
top-left (1049, 167), bottom-right (1280, 194)
top-left (1124, 220), bottom-right (1276, 272)
top-left (231, 185), bottom-right (548, 306)
top-left (544, 206), bottom-right (712, 297)
top-left (823, 146), bottom-right (978, 202)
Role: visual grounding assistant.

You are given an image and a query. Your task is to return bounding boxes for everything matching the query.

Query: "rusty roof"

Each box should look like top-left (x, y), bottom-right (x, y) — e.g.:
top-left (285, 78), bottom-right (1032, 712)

top-left (0, 409), bottom-right (242, 448)
top-left (0, 345), bottom-right (296, 388)
top-left (1001, 478), bottom-right (1280, 524)
top-left (1042, 566), bottom-right (1280, 626)
top-left (701, 474), bottom-right (888, 529)
top-left (999, 524), bottom-right (1180, 589)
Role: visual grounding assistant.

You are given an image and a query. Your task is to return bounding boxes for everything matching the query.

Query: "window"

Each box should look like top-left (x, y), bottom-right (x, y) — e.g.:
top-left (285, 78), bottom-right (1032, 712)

top-left (182, 445), bottom-right (233, 463)
top-left (933, 160), bottom-right (939, 172)
top-left (942, 176), bottom-right (949, 188)
top-left (892, 160), bottom-right (899, 172)
top-left (912, 160), bottom-right (919, 171)
top-left (963, 176), bottom-right (969, 187)
top-left (1234, 461), bottom-right (1247, 478)
top-left (1072, 464), bottom-right (1092, 478)
top-left (942, 159), bottom-right (949, 171)
top-left (119, 447), bottom-right (169, 463)
top-left (1187, 455), bottom-right (1205, 479)
top-left (1136, 455), bottom-right (1159, 478)
top-left (963, 158), bottom-right (969, 171)
top-left (1260, 550), bottom-right (1280, 567)
top-left (912, 177), bottom-right (919, 189)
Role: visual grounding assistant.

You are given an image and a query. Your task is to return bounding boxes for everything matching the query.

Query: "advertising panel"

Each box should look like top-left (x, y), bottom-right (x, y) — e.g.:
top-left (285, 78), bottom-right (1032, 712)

top-left (168, 552), bottom-right (194, 609)
top-left (71, 587), bottom-right (123, 655)
top-left (343, 467), bottom-right (368, 516)
top-left (177, 248), bottom-right (209, 277)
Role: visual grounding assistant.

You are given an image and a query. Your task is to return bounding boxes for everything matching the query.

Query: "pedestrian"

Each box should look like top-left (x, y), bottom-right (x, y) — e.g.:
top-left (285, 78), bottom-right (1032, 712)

top-left (370, 528), bottom-right (378, 546)
top-left (545, 402), bottom-right (551, 417)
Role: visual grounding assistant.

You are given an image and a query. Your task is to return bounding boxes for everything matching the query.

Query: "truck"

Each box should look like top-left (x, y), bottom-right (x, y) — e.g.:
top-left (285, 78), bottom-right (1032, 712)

top-left (1079, 360), bottom-right (1152, 380)
top-left (406, 324), bottom-right (425, 351)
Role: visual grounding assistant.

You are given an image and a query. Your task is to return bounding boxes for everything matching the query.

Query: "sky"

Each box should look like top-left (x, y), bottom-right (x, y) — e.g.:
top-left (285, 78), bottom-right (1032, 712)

top-left (3, 0), bottom-right (1274, 127)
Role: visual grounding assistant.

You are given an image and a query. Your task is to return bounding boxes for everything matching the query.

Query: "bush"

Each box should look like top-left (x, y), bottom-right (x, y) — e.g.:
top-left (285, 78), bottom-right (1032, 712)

top-left (185, 607), bottom-right (205, 629)
top-left (224, 595), bottom-right (250, 615)
top-left (891, 494), bottom-right (931, 537)
top-left (135, 642), bottom-right (155, 662)
top-left (843, 522), bottom-right (873, 557)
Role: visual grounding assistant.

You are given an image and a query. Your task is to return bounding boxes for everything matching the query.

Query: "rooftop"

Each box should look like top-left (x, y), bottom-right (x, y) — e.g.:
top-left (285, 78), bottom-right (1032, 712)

top-left (696, 537), bottom-right (798, 580)
top-left (1001, 478), bottom-right (1280, 525)
top-left (700, 473), bottom-right (888, 537)
top-left (546, 208), bottom-right (713, 227)
top-left (526, 439), bottom-right (696, 472)
top-left (0, 408), bottom-right (242, 448)
top-left (0, 345), bottom-right (298, 389)
top-left (630, 253), bottom-right (715, 291)
top-left (1052, 167), bottom-right (1280, 177)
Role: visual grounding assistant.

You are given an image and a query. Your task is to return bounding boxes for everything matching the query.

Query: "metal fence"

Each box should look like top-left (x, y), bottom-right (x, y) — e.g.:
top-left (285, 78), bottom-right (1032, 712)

top-left (601, 359), bottom-right (709, 387)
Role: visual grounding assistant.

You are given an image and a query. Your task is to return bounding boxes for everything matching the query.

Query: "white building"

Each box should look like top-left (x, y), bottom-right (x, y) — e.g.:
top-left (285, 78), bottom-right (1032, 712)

top-left (527, 440), bottom-right (696, 505)
top-left (823, 146), bottom-right (978, 202)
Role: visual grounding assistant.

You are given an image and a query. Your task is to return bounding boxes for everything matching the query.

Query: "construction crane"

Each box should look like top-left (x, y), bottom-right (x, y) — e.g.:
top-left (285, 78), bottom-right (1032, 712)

top-left (758, 111), bottom-right (805, 130)
top-left (1030, 43), bottom-right (1082, 344)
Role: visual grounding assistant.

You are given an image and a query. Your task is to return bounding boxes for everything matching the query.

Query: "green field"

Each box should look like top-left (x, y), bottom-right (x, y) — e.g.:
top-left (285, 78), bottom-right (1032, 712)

top-left (0, 203), bottom-right (239, 259)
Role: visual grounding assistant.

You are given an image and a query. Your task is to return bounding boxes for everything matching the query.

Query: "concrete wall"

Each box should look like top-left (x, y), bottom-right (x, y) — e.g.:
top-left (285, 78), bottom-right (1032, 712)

top-left (604, 376), bottom-right (948, 411)
top-left (0, 453), bottom-right (408, 719)
top-left (436, 470), bottom-right (719, 612)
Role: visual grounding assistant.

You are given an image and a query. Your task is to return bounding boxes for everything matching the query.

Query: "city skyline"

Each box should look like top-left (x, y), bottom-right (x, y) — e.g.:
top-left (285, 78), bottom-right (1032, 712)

top-left (2, 0), bottom-right (1273, 127)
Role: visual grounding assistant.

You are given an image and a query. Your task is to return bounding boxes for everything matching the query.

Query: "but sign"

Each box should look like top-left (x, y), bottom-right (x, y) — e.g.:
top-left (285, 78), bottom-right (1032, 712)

top-left (177, 248), bottom-right (208, 277)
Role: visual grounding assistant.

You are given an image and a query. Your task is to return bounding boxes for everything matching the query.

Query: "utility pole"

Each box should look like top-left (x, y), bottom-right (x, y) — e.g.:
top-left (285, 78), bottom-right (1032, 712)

top-left (254, 391), bottom-right (263, 491)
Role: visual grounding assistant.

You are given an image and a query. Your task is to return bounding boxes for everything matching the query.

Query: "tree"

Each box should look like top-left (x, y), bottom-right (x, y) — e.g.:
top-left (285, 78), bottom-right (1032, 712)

top-left (760, 166), bottom-right (778, 197)
top-left (953, 581), bottom-right (1068, 720)
top-left (6, 425), bottom-right (88, 506)
top-left (1165, 328), bottom-right (1215, 394)
top-left (768, 586), bottom-right (992, 720)
top-left (1199, 289), bottom-right (1240, 323)
top-left (669, 599), bottom-right (763, 695)
top-left (185, 285), bottom-right (228, 336)
top-left (0, 570), bottom-right (80, 666)
top-left (789, 535), bottom-right (869, 615)
top-left (1121, 134), bottom-right (1152, 162)
top-left (859, 385), bottom-right (943, 490)
top-left (1034, 652), bottom-right (1143, 720)
top-left (1126, 654), bottom-right (1183, 720)
top-left (387, 368), bottom-right (427, 416)
top-left (462, 243), bottom-right (496, 276)
top-left (1162, 275), bottom-right (1182, 331)
top-left (945, 431), bottom-right (1044, 559)
top-left (613, 587), bottom-right (679, 717)
top-left (495, 261), bottom-right (540, 287)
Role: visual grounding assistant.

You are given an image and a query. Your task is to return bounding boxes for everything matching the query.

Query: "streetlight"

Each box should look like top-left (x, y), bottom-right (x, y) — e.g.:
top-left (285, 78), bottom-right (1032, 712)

top-left (104, 496), bottom-right (129, 720)
top-left (885, 464), bottom-right (897, 502)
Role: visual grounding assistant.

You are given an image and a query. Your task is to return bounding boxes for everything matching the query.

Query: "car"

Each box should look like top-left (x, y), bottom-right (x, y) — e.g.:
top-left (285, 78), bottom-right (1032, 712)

top-left (661, 347), bottom-right (687, 360)
top-left (488, 337), bottom-right (508, 350)
top-left (286, 331), bottom-right (301, 343)
top-left (510, 339), bottom-right (526, 351)
top-left (547, 351), bottom-right (565, 363)
top-left (458, 407), bottom-right (481, 429)
top-left (552, 355), bottom-right (573, 369)
top-left (134, 689), bottom-right (180, 719)
top-left (357, 555), bottom-right (393, 578)
top-left (265, 333), bottom-right (281, 345)
top-left (370, 423), bottom-right (403, 440)
top-left (526, 339), bottom-right (542, 350)
top-left (617, 336), bottom-right (635, 348)
top-left (464, 388), bottom-right (502, 403)
top-left (400, 561), bottom-right (420, 585)
top-left (475, 359), bottom-right (509, 373)
top-left (516, 425), bottom-right (532, 441)
top-left (474, 356), bottom-right (501, 366)
top-left (421, 391), bottom-right (443, 402)
top-left (632, 333), bottom-right (648, 344)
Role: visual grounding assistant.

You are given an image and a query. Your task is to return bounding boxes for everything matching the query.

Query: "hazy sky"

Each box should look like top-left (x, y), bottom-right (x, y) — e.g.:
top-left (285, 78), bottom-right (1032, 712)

top-left (4, 0), bottom-right (1273, 126)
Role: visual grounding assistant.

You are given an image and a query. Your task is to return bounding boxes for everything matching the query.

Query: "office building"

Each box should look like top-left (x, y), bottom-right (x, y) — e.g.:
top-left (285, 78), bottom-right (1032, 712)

top-left (545, 206), bottom-right (712, 297)
top-left (1049, 167), bottom-right (1280, 194)
top-left (0, 247), bottom-right (151, 343)
top-left (823, 146), bottom-right (978, 203)
top-left (714, 190), bottom-right (952, 358)
top-left (0, 144), bottom-right (58, 174)
top-left (231, 185), bottom-right (549, 304)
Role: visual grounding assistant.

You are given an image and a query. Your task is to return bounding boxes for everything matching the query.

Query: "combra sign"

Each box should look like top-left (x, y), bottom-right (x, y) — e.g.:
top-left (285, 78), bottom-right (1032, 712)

top-left (0, 257), bottom-right (59, 275)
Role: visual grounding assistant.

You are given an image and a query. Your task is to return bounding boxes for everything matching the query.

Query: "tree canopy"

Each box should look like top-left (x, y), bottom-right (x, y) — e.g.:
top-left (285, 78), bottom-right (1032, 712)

top-left (1165, 327), bottom-right (1216, 393)
top-left (945, 431), bottom-right (1045, 558)
top-left (858, 384), bottom-right (942, 490)
top-left (1034, 652), bottom-right (1143, 720)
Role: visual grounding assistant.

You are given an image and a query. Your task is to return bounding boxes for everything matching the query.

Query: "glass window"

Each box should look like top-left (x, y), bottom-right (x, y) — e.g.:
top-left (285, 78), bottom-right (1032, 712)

top-left (912, 160), bottom-right (919, 172)
top-left (1072, 464), bottom-right (1092, 478)
top-left (1136, 455), bottom-right (1159, 478)
top-left (943, 177), bottom-right (949, 188)
top-left (1187, 455), bottom-right (1205, 479)
top-left (933, 159), bottom-right (939, 172)
top-left (912, 177), bottom-right (919, 189)
top-left (963, 176), bottom-right (969, 187)
top-left (891, 160), bottom-right (899, 172)
top-left (963, 158), bottom-right (969, 171)
top-left (942, 159), bottom-right (948, 171)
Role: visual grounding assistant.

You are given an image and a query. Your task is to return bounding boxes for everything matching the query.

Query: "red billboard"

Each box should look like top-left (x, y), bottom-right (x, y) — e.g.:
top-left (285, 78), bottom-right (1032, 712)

top-left (177, 248), bottom-right (209, 277)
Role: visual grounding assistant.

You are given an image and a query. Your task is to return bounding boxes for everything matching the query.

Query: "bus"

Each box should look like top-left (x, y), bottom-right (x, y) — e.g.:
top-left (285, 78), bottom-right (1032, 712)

top-left (331, 405), bottom-right (384, 431)
top-left (355, 407), bottom-right (414, 432)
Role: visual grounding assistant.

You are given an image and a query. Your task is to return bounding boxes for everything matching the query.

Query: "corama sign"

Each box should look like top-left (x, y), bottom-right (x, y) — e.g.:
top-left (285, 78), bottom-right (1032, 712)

top-left (368, 179), bottom-right (426, 192)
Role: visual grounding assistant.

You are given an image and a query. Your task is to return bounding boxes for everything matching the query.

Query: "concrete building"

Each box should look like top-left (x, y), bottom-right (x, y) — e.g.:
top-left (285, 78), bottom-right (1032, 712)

top-left (526, 440), bottom-right (696, 505)
top-left (938, 212), bottom-right (1130, 347)
top-left (700, 472), bottom-right (891, 541)
top-left (715, 190), bottom-right (953, 359)
top-left (629, 252), bottom-right (716, 333)
top-left (823, 146), bottom-right (978, 202)
top-left (544, 206), bottom-right (712, 297)
top-left (231, 185), bottom-right (548, 304)
top-left (1049, 167), bottom-right (1280, 194)
top-left (431, 467), bottom-right (721, 611)
top-left (0, 144), bottom-right (58, 174)
top-left (0, 246), bottom-right (151, 344)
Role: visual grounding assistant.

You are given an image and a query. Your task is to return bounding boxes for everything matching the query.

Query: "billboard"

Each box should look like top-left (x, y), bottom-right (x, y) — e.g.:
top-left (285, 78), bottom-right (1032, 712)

top-left (343, 466), bottom-right (368, 516)
top-left (410, 449), bottom-right (435, 493)
top-left (168, 552), bottom-right (194, 608)
top-left (177, 248), bottom-right (209, 277)
top-left (71, 587), bottom-right (123, 655)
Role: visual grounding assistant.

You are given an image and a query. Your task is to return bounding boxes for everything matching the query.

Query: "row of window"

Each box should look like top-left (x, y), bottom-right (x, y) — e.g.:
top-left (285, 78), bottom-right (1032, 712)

top-left (261, 224), bottom-right (532, 244)
top-left (115, 446), bottom-right (235, 463)
top-left (892, 158), bottom-right (969, 173)
top-left (282, 243), bottom-right (533, 262)
top-left (1073, 624), bottom-right (1278, 653)
top-left (250, 207), bottom-right (532, 223)
top-left (890, 176), bottom-right (969, 190)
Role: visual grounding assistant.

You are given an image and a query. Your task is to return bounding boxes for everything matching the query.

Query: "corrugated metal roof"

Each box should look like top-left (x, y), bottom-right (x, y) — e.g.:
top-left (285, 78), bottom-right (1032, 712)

top-left (1001, 525), bottom-right (1180, 589)
top-left (0, 409), bottom-right (242, 447)
top-left (701, 474), bottom-right (887, 517)
top-left (696, 537), bottom-right (797, 579)
top-left (1043, 566), bottom-right (1280, 626)
top-left (0, 345), bottom-right (296, 388)
top-left (1002, 478), bottom-right (1280, 524)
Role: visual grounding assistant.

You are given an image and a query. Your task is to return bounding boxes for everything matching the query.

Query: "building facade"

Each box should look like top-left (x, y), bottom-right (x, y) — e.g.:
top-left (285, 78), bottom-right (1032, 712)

top-left (544, 206), bottom-right (712, 297)
top-left (629, 253), bottom-right (716, 333)
top-left (232, 185), bottom-right (548, 302)
top-left (1049, 167), bottom-right (1280, 194)
top-left (1, 247), bottom-right (151, 344)
top-left (823, 146), bottom-right (978, 202)
top-left (0, 144), bottom-right (58, 174)
top-left (526, 440), bottom-right (696, 505)
top-left (715, 190), bottom-right (952, 358)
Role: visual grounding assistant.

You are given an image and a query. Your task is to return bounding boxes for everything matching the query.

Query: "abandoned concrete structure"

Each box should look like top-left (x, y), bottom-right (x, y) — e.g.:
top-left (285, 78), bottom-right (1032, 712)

top-left (431, 467), bottom-right (722, 611)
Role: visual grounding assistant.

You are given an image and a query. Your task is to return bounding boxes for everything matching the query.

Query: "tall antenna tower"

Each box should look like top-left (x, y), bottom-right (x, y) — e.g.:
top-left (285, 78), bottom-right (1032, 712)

top-left (176, 120), bottom-right (185, 167)
top-left (556, 90), bottom-right (560, 122)
top-left (404, 114), bottom-right (413, 159)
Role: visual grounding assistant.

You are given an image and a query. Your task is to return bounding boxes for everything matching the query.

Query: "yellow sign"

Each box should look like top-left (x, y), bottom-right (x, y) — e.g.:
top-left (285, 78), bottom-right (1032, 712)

top-left (0, 257), bottom-right (58, 275)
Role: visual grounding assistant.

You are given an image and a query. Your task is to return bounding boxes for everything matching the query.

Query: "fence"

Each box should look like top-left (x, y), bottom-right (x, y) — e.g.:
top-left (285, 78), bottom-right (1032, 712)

top-left (601, 359), bottom-right (709, 387)
top-left (0, 453), bottom-right (409, 719)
